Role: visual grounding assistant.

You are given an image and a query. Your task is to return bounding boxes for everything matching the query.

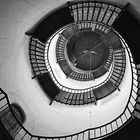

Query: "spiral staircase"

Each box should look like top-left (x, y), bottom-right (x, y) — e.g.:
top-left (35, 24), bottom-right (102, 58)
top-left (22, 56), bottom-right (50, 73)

top-left (0, 0), bottom-right (140, 140)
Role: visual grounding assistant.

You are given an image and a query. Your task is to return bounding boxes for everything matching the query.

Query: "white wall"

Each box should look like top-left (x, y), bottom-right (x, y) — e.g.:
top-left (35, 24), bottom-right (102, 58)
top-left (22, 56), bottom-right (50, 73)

top-left (0, 0), bottom-right (138, 137)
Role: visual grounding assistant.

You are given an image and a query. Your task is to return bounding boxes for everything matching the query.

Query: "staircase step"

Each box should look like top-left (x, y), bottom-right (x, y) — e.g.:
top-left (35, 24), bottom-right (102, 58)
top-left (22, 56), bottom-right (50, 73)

top-left (108, 12), bottom-right (118, 26)
top-left (80, 94), bottom-right (84, 105)
top-left (106, 81), bottom-right (116, 93)
top-left (135, 104), bottom-right (140, 110)
top-left (94, 84), bottom-right (109, 99)
top-left (67, 93), bottom-right (73, 105)
top-left (106, 31), bottom-right (122, 50)
top-left (134, 111), bottom-right (140, 119)
top-left (98, 3), bottom-right (108, 22)
top-left (71, 94), bottom-right (77, 105)
top-left (75, 93), bottom-right (80, 105)
top-left (84, 93), bottom-right (88, 104)
top-left (69, 1), bottom-right (121, 24)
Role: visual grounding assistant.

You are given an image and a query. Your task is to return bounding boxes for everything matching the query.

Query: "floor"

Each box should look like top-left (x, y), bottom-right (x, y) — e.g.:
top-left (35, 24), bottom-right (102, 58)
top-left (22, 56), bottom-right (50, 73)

top-left (69, 31), bottom-right (108, 71)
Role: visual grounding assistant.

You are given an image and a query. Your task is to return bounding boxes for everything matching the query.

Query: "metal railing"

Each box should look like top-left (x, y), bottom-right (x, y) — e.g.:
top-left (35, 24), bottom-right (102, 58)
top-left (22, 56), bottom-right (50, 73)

top-left (0, 31), bottom-right (138, 139)
top-left (29, 38), bottom-right (47, 79)
top-left (68, 1), bottom-right (123, 26)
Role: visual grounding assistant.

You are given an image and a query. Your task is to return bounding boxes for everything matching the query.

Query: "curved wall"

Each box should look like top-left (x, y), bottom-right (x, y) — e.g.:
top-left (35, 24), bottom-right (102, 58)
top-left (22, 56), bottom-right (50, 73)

top-left (0, 0), bottom-right (139, 138)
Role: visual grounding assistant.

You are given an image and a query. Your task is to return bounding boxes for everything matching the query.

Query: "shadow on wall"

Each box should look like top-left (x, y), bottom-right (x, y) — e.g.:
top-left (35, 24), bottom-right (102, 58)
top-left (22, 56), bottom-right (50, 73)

top-left (26, 3), bottom-right (74, 43)
top-left (112, 3), bottom-right (140, 64)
